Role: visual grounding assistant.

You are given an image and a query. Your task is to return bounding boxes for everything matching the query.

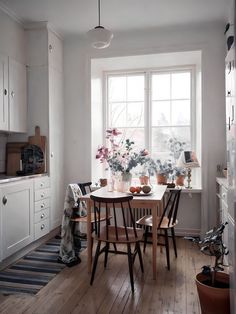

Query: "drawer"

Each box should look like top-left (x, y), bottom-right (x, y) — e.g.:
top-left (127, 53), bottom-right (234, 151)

top-left (34, 208), bottom-right (50, 224)
top-left (220, 185), bottom-right (228, 203)
top-left (35, 188), bottom-right (50, 201)
top-left (35, 218), bottom-right (49, 240)
top-left (35, 198), bottom-right (50, 213)
top-left (34, 176), bottom-right (50, 190)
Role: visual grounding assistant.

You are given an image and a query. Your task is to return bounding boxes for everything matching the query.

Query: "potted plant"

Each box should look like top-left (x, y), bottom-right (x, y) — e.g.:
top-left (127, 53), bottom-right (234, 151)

top-left (185, 223), bottom-right (230, 314)
top-left (155, 159), bottom-right (174, 184)
top-left (174, 166), bottom-right (187, 186)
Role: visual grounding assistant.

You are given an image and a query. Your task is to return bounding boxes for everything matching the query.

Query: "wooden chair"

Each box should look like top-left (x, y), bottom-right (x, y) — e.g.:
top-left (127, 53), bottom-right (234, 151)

top-left (71, 182), bottom-right (110, 236)
top-left (136, 189), bottom-right (181, 270)
top-left (90, 195), bottom-right (144, 293)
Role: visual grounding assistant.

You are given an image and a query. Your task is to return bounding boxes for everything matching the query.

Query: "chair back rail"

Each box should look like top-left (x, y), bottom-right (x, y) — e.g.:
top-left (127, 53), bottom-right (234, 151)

top-left (159, 189), bottom-right (181, 228)
top-left (90, 195), bottom-right (141, 242)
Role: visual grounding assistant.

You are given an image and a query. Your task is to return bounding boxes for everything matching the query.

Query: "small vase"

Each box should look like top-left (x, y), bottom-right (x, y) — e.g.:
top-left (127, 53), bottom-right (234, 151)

top-left (139, 175), bottom-right (149, 185)
top-left (175, 175), bottom-right (185, 186)
top-left (157, 174), bottom-right (167, 185)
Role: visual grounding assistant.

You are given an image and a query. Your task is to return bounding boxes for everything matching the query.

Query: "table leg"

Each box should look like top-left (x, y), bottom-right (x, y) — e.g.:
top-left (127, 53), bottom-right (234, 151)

top-left (87, 200), bottom-right (92, 273)
top-left (152, 204), bottom-right (157, 280)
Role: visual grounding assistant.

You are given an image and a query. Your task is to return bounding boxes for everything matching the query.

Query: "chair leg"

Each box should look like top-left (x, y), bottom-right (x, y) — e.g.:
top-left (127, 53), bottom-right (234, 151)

top-left (143, 226), bottom-right (149, 253)
top-left (113, 243), bottom-right (117, 252)
top-left (104, 242), bottom-right (109, 268)
top-left (127, 243), bottom-right (134, 293)
top-left (164, 230), bottom-right (170, 270)
top-left (171, 228), bottom-right (177, 258)
top-left (90, 241), bottom-right (101, 285)
top-left (136, 242), bottom-right (144, 273)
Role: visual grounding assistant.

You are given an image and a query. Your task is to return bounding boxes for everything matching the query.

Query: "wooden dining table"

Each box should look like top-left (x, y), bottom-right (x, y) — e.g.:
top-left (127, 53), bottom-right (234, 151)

top-left (80, 184), bottom-right (167, 280)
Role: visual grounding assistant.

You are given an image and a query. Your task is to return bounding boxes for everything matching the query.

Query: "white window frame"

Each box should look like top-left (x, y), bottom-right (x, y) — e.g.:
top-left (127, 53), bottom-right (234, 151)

top-left (103, 65), bottom-right (196, 156)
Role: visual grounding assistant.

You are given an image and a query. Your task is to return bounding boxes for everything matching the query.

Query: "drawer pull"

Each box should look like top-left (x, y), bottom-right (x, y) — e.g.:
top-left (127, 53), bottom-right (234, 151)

top-left (41, 213), bottom-right (45, 219)
top-left (2, 196), bottom-right (7, 205)
top-left (41, 193), bottom-right (45, 198)
top-left (41, 224), bottom-right (45, 230)
top-left (40, 203), bottom-right (45, 209)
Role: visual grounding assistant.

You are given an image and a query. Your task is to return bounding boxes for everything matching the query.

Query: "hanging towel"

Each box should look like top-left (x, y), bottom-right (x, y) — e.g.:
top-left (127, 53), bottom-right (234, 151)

top-left (58, 183), bottom-right (87, 266)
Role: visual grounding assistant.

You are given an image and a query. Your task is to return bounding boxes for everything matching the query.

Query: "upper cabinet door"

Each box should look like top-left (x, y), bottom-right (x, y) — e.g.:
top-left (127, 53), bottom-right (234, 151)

top-left (9, 58), bottom-right (27, 133)
top-left (0, 54), bottom-right (9, 131)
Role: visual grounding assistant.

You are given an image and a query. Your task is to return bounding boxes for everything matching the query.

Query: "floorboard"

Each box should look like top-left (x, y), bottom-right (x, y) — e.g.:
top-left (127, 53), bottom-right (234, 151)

top-left (0, 238), bottom-right (210, 314)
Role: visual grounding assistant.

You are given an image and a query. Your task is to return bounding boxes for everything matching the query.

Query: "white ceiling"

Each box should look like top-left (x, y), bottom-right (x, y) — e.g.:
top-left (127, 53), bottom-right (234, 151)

top-left (0, 0), bottom-right (230, 37)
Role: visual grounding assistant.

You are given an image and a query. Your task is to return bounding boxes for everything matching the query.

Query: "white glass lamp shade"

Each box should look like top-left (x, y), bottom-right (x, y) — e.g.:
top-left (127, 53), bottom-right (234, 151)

top-left (177, 151), bottom-right (200, 169)
top-left (87, 26), bottom-right (113, 49)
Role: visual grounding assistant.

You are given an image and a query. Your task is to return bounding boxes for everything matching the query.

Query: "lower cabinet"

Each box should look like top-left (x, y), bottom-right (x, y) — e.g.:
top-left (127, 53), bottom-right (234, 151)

top-left (1, 180), bottom-right (34, 259)
top-left (0, 175), bottom-right (51, 261)
top-left (34, 176), bottom-right (50, 240)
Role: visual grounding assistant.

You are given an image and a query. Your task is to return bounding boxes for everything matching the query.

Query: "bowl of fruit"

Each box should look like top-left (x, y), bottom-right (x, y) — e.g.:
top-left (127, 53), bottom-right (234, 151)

top-left (129, 185), bottom-right (152, 196)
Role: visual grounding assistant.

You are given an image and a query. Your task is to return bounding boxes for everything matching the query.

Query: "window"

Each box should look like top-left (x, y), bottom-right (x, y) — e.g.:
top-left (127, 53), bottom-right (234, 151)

top-left (106, 67), bottom-right (194, 161)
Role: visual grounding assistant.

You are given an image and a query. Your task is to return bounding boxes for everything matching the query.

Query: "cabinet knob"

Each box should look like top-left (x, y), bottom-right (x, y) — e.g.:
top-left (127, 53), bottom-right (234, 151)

top-left (41, 224), bottom-right (45, 230)
top-left (11, 91), bottom-right (15, 98)
top-left (41, 193), bottom-right (45, 198)
top-left (2, 196), bottom-right (7, 205)
top-left (40, 203), bottom-right (45, 208)
top-left (40, 182), bottom-right (44, 187)
top-left (41, 213), bottom-right (45, 219)
top-left (49, 44), bottom-right (53, 53)
top-left (4, 89), bottom-right (7, 96)
top-left (227, 91), bottom-right (231, 96)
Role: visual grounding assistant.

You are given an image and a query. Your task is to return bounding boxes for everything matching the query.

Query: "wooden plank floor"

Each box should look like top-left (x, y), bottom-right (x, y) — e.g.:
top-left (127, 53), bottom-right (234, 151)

top-left (0, 238), bottom-right (210, 314)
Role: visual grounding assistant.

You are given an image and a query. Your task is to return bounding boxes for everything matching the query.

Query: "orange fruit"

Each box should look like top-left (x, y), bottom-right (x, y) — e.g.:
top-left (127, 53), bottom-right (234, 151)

top-left (129, 186), bottom-right (136, 193)
top-left (135, 186), bottom-right (142, 193)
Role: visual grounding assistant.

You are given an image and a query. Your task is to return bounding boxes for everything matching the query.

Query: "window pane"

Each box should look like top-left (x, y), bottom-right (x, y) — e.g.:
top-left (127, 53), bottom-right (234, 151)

top-left (119, 128), bottom-right (145, 151)
top-left (108, 76), bottom-right (126, 102)
top-left (172, 100), bottom-right (190, 125)
top-left (110, 102), bottom-right (126, 127)
top-left (127, 75), bottom-right (144, 101)
top-left (151, 126), bottom-right (191, 161)
top-left (171, 72), bottom-right (190, 99)
top-left (152, 74), bottom-right (170, 100)
top-left (127, 102), bottom-right (144, 127)
top-left (152, 101), bottom-right (170, 126)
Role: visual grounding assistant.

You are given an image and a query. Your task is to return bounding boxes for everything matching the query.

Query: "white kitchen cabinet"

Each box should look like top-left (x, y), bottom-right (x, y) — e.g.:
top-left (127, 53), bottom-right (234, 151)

top-left (0, 54), bottom-right (9, 131)
top-left (8, 58), bottom-right (27, 133)
top-left (216, 177), bottom-right (229, 263)
top-left (34, 176), bottom-right (50, 240)
top-left (1, 180), bottom-right (34, 259)
top-left (26, 24), bottom-right (64, 231)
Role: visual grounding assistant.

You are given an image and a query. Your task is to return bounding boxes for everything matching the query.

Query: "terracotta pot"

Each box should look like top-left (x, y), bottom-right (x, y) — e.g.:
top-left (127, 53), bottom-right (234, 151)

top-left (157, 174), bottom-right (167, 185)
top-left (195, 272), bottom-right (230, 314)
top-left (175, 175), bottom-right (185, 186)
top-left (139, 175), bottom-right (149, 185)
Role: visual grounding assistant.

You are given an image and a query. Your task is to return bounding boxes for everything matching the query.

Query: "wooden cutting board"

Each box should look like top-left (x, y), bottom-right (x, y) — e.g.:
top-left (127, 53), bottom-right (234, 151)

top-left (6, 142), bottom-right (28, 176)
top-left (28, 126), bottom-right (46, 173)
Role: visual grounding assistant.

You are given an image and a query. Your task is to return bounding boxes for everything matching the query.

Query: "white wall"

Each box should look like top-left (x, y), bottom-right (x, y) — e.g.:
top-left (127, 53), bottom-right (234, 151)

top-left (64, 22), bottom-right (226, 234)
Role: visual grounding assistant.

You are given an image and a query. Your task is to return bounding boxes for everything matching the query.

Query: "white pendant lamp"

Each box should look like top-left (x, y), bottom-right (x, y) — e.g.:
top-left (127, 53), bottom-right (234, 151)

top-left (87, 0), bottom-right (113, 49)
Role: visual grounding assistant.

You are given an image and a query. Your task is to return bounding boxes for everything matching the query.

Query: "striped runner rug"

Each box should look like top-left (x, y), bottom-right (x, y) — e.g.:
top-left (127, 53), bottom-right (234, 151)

top-left (0, 237), bottom-right (86, 295)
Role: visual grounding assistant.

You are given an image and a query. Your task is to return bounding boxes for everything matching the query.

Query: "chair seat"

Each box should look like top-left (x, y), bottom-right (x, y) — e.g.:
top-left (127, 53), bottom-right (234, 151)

top-left (136, 215), bottom-right (178, 229)
top-left (71, 212), bottom-right (111, 224)
top-left (93, 226), bottom-right (143, 243)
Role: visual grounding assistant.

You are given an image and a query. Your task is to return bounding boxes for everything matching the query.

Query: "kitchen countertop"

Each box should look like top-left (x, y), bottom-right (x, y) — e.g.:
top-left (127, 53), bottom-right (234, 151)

top-left (0, 173), bottom-right (49, 184)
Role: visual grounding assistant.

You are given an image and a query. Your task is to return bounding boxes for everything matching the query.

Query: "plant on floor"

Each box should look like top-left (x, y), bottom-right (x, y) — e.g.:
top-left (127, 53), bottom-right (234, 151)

top-left (185, 222), bottom-right (229, 286)
top-left (185, 222), bottom-right (230, 314)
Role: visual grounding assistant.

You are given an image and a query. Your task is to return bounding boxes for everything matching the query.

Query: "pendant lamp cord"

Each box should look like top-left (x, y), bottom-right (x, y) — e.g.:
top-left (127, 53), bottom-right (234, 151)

top-left (98, 0), bottom-right (101, 26)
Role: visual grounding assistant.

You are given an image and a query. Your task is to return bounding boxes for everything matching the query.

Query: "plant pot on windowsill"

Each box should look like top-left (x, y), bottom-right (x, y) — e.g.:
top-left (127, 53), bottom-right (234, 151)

top-left (156, 174), bottom-right (167, 185)
top-left (139, 175), bottom-right (149, 185)
top-left (175, 175), bottom-right (185, 186)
